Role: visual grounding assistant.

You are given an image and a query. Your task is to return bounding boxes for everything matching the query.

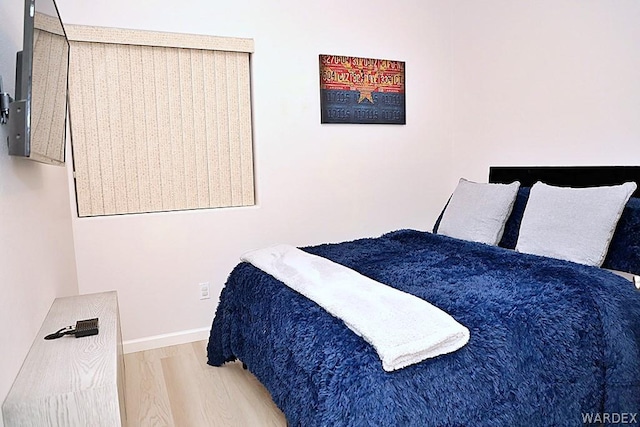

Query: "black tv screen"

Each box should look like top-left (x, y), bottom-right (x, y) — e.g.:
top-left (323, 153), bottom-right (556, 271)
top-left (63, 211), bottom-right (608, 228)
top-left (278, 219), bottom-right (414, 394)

top-left (8, 0), bottom-right (69, 165)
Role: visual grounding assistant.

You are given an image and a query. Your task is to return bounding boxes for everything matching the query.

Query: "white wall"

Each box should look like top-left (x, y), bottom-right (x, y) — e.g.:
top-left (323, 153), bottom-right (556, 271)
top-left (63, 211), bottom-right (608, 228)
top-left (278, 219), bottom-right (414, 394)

top-left (0, 0), bottom-right (79, 422)
top-left (56, 0), bottom-right (455, 344)
top-left (450, 0), bottom-right (640, 182)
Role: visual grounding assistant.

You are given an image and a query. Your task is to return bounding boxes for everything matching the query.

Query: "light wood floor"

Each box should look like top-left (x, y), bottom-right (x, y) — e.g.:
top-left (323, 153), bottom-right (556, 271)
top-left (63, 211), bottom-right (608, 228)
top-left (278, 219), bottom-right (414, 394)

top-left (124, 340), bottom-right (287, 427)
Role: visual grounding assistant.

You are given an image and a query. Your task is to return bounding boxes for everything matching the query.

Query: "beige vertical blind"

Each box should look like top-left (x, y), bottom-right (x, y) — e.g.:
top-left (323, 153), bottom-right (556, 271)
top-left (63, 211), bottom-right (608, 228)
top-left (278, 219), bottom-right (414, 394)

top-left (66, 25), bottom-right (255, 217)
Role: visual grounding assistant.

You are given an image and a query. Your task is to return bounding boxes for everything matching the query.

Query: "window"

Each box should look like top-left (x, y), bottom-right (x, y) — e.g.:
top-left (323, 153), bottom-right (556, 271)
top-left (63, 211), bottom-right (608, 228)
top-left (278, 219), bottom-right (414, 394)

top-left (66, 25), bottom-right (255, 217)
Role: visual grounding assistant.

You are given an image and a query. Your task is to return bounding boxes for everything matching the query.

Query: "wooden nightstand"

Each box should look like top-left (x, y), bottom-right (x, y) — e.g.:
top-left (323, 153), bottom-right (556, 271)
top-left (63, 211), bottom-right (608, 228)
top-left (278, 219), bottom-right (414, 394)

top-left (2, 291), bottom-right (126, 426)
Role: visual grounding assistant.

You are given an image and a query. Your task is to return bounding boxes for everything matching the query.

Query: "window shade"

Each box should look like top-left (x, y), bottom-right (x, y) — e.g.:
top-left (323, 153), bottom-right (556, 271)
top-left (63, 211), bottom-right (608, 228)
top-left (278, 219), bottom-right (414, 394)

top-left (66, 26), bottom-right (255, 217)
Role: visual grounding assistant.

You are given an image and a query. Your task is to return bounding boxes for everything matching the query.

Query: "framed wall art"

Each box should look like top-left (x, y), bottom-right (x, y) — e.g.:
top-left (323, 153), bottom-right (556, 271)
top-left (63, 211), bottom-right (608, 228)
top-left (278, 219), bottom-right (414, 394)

top-left (319, 54), bottom-right (405, 125)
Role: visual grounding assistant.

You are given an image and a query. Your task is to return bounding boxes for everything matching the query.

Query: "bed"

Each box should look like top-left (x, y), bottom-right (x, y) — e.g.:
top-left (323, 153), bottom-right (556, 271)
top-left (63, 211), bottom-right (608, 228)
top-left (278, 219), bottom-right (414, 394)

top-left (207, 166), bottom-right (640, 426)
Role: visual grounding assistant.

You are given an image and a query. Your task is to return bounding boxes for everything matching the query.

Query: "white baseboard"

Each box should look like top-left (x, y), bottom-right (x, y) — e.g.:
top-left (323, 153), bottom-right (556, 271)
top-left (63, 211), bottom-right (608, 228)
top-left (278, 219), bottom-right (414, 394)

top-left (123, 327), bottom-right (211, 354)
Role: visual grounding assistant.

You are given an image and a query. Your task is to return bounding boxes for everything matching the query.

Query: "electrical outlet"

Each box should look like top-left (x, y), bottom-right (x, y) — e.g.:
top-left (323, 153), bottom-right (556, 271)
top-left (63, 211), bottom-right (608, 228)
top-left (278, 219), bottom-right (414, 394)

top-left (199, 282), bottom-right (210, 300)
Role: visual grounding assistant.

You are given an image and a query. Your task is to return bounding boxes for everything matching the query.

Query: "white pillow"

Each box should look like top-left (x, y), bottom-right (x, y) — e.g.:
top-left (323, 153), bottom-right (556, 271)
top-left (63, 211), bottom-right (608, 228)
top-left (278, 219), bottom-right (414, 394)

top-left (516, 181), bottom-right (637, 267)
top-left (438, 178), bottom-right (520, 245)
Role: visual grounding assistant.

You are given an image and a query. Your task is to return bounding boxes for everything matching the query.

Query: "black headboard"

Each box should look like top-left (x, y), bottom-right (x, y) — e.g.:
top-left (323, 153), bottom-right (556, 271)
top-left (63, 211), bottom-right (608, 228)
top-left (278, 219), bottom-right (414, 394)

top-left (489, 166), bottom-right (640, 198)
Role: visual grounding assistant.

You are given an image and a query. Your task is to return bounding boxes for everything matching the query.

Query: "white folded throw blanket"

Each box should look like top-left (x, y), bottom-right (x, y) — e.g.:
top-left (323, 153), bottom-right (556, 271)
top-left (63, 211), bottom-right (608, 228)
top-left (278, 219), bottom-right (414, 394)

top-left (241, 244), bottom-right (470, 372)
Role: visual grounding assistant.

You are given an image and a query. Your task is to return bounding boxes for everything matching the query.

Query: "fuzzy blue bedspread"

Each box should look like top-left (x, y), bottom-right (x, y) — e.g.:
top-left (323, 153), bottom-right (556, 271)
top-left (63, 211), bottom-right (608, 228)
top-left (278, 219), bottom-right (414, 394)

top-left (207, 230), bottom-right (640, 426)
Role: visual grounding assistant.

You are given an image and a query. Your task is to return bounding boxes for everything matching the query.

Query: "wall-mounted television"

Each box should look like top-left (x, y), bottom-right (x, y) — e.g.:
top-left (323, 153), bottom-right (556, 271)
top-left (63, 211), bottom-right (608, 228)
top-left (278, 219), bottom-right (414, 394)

top-left (7, 0), bottom-right (69, 166)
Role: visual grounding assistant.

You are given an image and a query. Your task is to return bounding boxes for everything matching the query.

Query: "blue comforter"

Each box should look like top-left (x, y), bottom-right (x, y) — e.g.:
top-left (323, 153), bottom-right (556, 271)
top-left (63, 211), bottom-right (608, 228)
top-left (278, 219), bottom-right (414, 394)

top-left (207, 230), bottom-right (640, 426)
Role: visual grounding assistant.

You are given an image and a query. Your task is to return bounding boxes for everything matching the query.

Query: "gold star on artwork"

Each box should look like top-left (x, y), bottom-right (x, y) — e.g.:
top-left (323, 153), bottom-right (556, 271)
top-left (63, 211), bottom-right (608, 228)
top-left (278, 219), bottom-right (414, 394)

top-left (358, 88), bottom-right (375, 104)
